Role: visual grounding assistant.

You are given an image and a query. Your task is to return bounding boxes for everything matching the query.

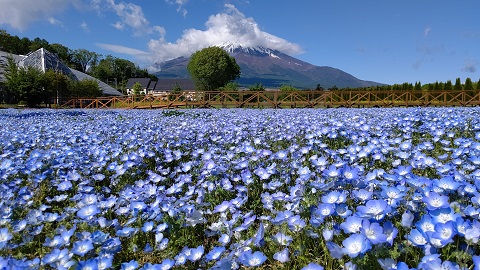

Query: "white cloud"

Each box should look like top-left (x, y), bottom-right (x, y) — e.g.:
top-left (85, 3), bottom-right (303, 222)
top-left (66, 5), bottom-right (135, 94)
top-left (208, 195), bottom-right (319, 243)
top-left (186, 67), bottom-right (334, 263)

top-left (80, 21), bottom-right (89, 32)
top-left (462, 59), bottom-right (478, 73)
top-left (0, 0), bottom-right (78, 30)
top-left (98, 0), bottom-right (164, 37)
top-left (165, 0), bottom-right (188, 17)
top-left (112, 21), bottom-right (124, 30)
top-left (97, 43), bottom-right (150, 56)
top-left (48, 17), bottom-right (63, 27)
top-left (424, 26), bottom-right (431, 37)
top-left (147, 4), bottom-right (303, 64)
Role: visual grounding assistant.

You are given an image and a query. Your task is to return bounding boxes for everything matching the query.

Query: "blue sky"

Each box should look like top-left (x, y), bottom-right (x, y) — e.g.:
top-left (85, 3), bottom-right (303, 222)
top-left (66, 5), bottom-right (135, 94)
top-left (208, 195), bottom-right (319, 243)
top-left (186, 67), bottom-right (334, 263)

top-left (0, 0), bottom-right (479, 85)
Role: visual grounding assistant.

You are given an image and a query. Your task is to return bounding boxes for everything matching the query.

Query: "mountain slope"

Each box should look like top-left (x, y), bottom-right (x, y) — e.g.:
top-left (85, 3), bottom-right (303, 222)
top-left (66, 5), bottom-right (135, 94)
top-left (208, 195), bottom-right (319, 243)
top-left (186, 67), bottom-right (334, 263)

top-left (154, 43), bottom-right (382, 89)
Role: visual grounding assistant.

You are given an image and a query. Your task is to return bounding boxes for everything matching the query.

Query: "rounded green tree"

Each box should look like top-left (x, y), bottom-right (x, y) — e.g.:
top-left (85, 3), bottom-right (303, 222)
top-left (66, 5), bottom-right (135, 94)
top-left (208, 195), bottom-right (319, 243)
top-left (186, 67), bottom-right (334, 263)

top-left (187, 46), bottom-right (241, 91)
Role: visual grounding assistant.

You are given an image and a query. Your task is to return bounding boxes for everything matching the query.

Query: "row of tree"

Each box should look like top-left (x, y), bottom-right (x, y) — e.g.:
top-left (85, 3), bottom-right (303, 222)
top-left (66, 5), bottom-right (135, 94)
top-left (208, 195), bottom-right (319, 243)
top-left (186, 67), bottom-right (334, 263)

top-left (0, 29), bottom-right (157, 92)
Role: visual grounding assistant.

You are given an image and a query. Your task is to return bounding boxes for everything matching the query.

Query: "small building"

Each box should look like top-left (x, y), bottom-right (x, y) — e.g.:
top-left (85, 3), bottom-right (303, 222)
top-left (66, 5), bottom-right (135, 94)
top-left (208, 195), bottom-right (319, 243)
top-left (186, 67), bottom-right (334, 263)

top-left (151, 79), bottom-right (195, 95)
top-left (125, 78), bottom-right (155, 95)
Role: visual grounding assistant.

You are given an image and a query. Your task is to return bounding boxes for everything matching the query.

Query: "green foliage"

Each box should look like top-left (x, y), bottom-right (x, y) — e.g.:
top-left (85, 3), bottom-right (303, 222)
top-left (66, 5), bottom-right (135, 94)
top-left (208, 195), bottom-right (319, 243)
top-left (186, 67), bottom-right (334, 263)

top-left (444, 80), bottom-right (453, 90)
top-left (249, 83), bottom-right (265, 91)
top-left (280, 84), bottom-right (298, 91)
top-left (132, 82), bottom-right (143, 95)
top-left (43, 70), bottom-right (70, 100)
top-left (220, 82), bottom-right (239, 91)
top-left (70, 49), bottom-right (100, 73)
top-left (5, 59), bottom-right (49, 107)
top-left (464, 78), bottom-right (474, 90)
top-left (187, 46), bottom-right (241, 90)
top-left (477, 79), bottom-right (480, 90)
top-left (328, 85), bottom-right (338, 91)
top-left (172, 82), bottom-right (182, 94)
top-left (454, 77), bottom-right (463, 90)
top-left (315, 84), bottom-right (324, 91)
top-left (414, 81), bottom-right (422, 90)
top-left (72, 79), bottom-right (102, 98)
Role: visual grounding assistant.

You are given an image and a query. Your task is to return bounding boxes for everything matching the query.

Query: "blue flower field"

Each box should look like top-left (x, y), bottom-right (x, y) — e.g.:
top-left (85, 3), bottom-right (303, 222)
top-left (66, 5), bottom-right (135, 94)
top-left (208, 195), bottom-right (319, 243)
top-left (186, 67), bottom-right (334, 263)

top-left (1, 108), bottom-right (480, 269)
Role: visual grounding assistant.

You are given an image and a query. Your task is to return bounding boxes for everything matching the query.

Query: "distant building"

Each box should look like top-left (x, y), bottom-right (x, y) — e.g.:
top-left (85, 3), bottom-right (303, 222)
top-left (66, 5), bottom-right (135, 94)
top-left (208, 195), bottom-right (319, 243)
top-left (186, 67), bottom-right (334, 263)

top-left (0, 48), bottom-right (123, 98)
top-left (152, 79), bottom-right (195, 94)
top-left (125, 78), bottom-right (155, 95)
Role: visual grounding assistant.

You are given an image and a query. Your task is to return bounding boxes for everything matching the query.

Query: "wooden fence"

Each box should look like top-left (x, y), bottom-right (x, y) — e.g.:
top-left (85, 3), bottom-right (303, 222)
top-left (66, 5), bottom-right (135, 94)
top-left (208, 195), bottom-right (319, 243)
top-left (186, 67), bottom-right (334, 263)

top-left (58, 89), bottom-right (480, 109)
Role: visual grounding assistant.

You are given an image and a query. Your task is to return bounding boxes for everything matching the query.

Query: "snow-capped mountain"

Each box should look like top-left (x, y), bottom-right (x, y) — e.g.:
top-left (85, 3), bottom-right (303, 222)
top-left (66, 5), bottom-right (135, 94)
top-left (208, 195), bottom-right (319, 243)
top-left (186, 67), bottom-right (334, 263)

top-left (154, 43), bottom-right (383, 89)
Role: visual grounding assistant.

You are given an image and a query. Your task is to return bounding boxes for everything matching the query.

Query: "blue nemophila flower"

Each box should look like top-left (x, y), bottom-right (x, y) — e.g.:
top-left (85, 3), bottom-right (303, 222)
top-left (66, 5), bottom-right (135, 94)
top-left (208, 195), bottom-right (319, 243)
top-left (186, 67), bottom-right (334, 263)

top-left (44, 235), bottom-right (65, 248)
top-left (205, 246), bottom-right (225, 262)
top-left (407, 229), bottom-right (428, 247)
top-left (254, 222), bottom-right (265, 247)
top-left (142, 221), bottom-right (154, 233)
top-left (97, 255), bottom-right (113, 270)
top-left (121, 260), bottom-right (139, 270)
top-left (57, 180), bottom-right (73, 191)
top-left (116, 227), bottom-right (137, 238)
top-left (77, 204), bottom-right (100, 220)
top-left (465, 222), bottom-right (480, 244)
top-left (322, 191), bottom-right (347, 204)
top-left (360, 219), bottom-right (387, 245)
top-left (101, 237), bottom-right (122, 254)
top-left (326, 242), bottom-right (343, 259)
top-left (187, 245), bottom-right (204, 262)
top-left (238, 250), bottom-right (267, 267)
top-left (342, 165), bottom-right (359, 182)
top-left (342, 234), bottom-right (371, 258)
top-left (352, 189), bottom-right (373, 202)
top-left (340, 216), bottom-right (363, 234)
top-left (174, 249), bottom-right (188, 266)
top-left (77, 258), bottom-right (98, 270)
top-left (214, 200), bottom-right (231, 213)
top-left (72, 239), bottom-right (94, 256)
top-left (159, 258), bottom-right (175, 269)
top-left (273, 248), bottom-right (290, 263)
top-left (422, 192), bottom-right (449, 210)
top-left (323, 165), bottom-right (340, 178)
top-left (157, 238), bottom-right (169, 250)
top-left (301, 262), bottom-right (324, 270)
top-left (288, 215), bottom-right (306, 232)
top-left (473, 255), bottom-right (480, 270)
top-left (356, 199), bottom-right (390, 220)
top-left (401, 211), bottom-right (415, 228)
top-left (0, 228), bottom-right (12, 249)
top-left (218, 234), bottom-right (230, 246)
top-left (428, 221), bottom-right (456, 248)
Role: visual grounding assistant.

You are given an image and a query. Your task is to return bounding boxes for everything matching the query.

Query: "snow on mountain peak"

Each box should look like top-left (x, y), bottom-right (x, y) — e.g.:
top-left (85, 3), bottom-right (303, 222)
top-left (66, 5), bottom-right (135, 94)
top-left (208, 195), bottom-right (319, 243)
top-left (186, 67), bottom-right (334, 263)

top-left (217, 41), bottom-right (281, 59)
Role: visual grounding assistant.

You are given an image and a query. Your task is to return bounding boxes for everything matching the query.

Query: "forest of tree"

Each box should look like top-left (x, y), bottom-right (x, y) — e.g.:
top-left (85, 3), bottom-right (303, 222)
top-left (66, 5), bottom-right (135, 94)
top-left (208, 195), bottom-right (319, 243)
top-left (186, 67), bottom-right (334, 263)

top-left (0, 29), bottom-right (157, 93)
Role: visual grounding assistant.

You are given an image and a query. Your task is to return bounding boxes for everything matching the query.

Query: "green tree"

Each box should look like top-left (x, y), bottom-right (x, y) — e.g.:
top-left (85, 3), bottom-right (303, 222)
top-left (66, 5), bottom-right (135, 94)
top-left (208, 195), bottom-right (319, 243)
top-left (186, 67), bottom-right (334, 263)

top-left (187, 46), bottom-right (241, 90)
top-left (70, 79), bottom-right (102, 98)
top-left (43, 70), bottom-right (70, 102)
top-left (477, 79), bottom-right (480, 90)
top-left (280, 85), bottom-right (298, 91)
top-left (220, 82), bottom-right (239, 91)
top-left (454, 78), bottom-right (462, 90)
top-left (172, 82), bottom-right (182, 94)
top-left (444, 80), bottom-right (453, 90)
top-left (249, 83), bottom-right (265, 91)
top-left (132, 82), bottom-right (143, 95)
top-left (414, 81), bottom-right (422, 91)
top-left (328, 85), bottom-right (339, 91)
top-left (464, 78), bottom-right (474, 90)
top-left (315, 84), bottom-right (324, 91)
top-left (5, 58), bottom-right (49, 107)
top-left (71, 49), bottom-right (100, 73)
top-left (49, 43), bottom-right (73, 66)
